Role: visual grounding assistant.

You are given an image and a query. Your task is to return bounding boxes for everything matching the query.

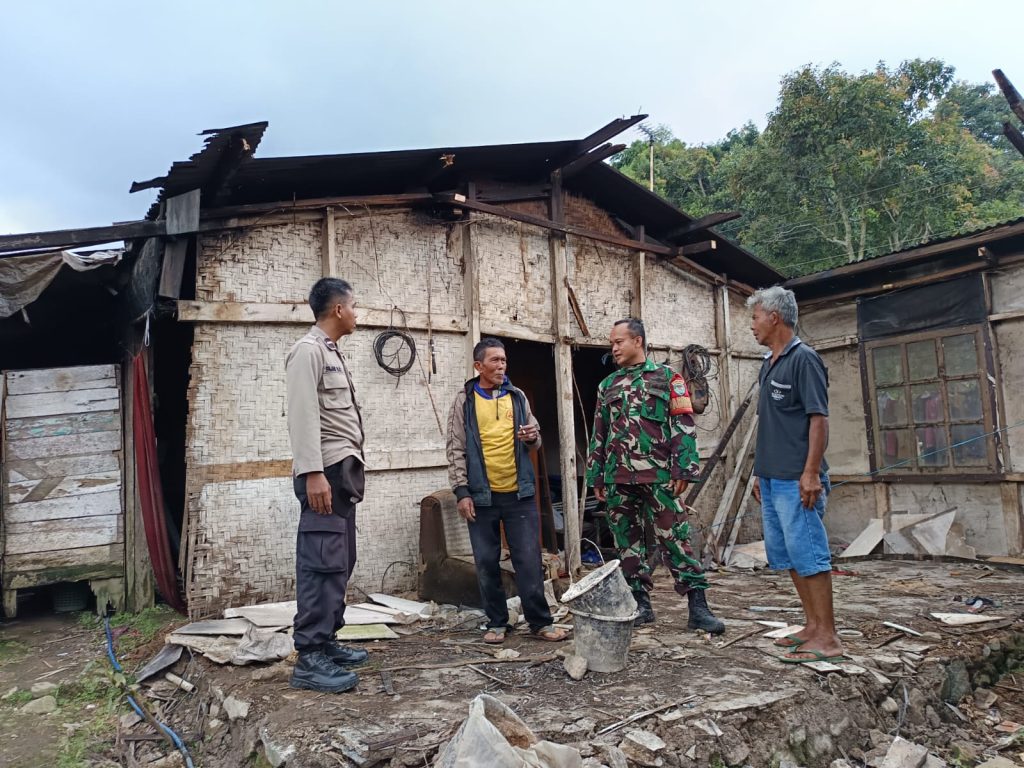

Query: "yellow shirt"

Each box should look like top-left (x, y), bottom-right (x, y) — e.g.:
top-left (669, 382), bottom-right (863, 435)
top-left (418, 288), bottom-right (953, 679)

top-left (474, 390), bottom-right (518, 492)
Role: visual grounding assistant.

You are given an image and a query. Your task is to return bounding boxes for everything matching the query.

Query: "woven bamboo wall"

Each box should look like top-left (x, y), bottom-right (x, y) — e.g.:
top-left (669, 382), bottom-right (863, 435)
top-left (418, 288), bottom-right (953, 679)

top-left (570, 240), bottom-right (633, 337)
top-left (474, 215), bottom-right (554, 335)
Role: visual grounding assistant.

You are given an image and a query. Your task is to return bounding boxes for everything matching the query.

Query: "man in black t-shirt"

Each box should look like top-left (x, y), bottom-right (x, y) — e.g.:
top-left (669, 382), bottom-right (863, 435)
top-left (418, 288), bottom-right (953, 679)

top-left (748, 286), bottom-right (844, 664)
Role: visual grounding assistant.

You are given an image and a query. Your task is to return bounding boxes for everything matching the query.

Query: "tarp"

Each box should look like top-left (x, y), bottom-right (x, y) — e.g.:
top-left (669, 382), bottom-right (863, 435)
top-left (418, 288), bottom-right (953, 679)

top-left (857, 275), bottom-right (986, 341)
top-left (0, 249), bottom-right (121, 318)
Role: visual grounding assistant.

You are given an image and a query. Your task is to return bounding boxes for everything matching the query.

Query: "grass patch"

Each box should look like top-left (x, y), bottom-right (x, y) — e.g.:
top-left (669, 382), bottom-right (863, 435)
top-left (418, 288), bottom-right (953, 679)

top-left (0, 638), bottom-right (29, 665)
top-left (55, 662), bottom-right (127, 768)
top-left (1, 689), bottom-right (33, 707)
top-left (108, 606), bottom-right (181, 653)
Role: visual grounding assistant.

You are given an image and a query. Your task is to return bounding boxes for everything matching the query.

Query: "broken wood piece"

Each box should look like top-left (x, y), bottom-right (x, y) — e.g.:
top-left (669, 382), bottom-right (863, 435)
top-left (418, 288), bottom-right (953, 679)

top-left (718, 627), bottom-right (763, 648)
top-left (839, 519), bottom-right (885, 558)
top-left (930, 612), bottom-right (1007, 626)
top-left (163, 673), bottom-right (195, 693)
top-left (882, 622), bottom-right (922, 637)
top-left (564, 280), bottom-right (591, 337)
top-left (336, 624), bottom-right (399, 641)
top-left (762, 625), bottom-right (804, 639)
top-left (596, 695), bottom-right (699, 735)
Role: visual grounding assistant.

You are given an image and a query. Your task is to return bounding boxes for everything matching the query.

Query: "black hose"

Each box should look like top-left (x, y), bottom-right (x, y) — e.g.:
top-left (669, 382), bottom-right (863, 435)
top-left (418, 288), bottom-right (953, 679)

top-left (373, 329), bottom-right (417, 377)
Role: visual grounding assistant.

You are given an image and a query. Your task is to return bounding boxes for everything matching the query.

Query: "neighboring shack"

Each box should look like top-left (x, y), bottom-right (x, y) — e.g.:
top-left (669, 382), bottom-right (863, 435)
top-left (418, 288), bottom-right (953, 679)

top-left (124, 120), bottom-right (782, 617)
top-left (789, 219), bottom-right (1024, 558)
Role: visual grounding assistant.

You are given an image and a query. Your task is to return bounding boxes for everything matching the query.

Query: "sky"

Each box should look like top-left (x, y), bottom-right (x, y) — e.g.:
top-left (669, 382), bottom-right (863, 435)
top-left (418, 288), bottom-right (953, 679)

top-left (2, 0), bottom-right (1023, 235)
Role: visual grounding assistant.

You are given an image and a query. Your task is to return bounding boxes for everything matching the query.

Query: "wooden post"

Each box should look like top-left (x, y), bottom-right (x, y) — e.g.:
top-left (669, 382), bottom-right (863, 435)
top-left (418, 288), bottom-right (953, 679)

top-left (549, 171), bottom-right (581, 576)
top-left (461, 214), bottom-right (481, 377)
top-left (631, 226), bottom-right (645, 320)
top-left (322, 207), bottom-right (336, 276)
top-left (1001, 483), bottom-right (1023, 555)
top-left (715, 282), bottom-right (735, 473)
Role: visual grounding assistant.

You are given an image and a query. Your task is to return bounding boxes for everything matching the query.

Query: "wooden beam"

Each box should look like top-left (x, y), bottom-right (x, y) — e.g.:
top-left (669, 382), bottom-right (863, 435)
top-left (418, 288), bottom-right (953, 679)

top-left (683, 382), bottom-right (759, 508)
top-left (461, 210), bottom-right (482, 375)
top-left (0, 220), bottom-right (165, 255)
top-left (989, 308), bottom-right (1024, 324)
top-left (549, 170), bottom-right (581, 576)
top-left (993, 69), bottom-right (1024, 124)
top-left (798, 261), bottom-right (986, 308)
top-left (631, 225), bottom-right (646, 320)
top-left (176, 301), bottom-right (467, 333)
top-left (157, 238), bottom-right (189, 299)
top-left (322, 207), bottom-right (336, 276)
top-left (664, 212), bottom-right (740, 240)
top-left (1004, 121), bottom-right (1024, 158)
top-left (565, 280), bottom-right (591, 337)
top-left (572, 114), bottom-right (647, 157)
top-left (200, 192), bottom-right (435, 221)
top-left (166, 190), bottom-right (201, 236)
top-left (678, 240), bottom-right (717, 257)
top-left (561, 143), bottom-right (626, 179)
top-left (479, 320), bottom-right (556, 345)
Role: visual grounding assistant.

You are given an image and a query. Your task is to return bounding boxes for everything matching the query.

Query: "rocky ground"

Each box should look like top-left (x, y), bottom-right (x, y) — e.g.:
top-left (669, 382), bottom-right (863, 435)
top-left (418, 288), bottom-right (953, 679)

top-left (1, 559), bottom-right (1022, 768)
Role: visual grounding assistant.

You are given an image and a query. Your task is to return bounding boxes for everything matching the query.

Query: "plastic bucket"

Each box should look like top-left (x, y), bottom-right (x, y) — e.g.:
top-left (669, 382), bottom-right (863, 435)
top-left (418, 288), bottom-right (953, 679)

top-left (560, 559), bottom-right (635, 618)
top-left (572, 607), bottom-right (637, 673)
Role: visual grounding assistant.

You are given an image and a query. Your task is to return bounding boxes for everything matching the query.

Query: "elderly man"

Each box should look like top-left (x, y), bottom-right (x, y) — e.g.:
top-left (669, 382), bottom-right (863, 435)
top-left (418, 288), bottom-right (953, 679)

top-left (446, 338), bottom-right (568, 645)
top-left (586, 318), bottom-right (724, 634)
top-left (748, 286), bottom-right (843, 663)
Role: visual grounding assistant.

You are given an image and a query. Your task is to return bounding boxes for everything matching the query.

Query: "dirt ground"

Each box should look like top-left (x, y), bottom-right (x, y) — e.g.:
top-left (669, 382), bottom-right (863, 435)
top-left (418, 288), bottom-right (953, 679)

top-left (1, 559), bottom-right (1022, 768)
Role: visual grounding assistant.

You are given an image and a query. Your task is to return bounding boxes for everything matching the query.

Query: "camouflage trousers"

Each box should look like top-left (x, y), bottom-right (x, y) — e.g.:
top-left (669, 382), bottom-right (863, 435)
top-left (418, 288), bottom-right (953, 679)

top-left (605, 483), bottom-right (708, 596)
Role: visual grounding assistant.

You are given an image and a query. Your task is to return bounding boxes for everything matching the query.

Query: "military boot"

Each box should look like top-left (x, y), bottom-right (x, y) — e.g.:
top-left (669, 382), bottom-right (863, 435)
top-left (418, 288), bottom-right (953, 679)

top-left (687, 589), bottom-right (725, 635)
top-left (632, 590), bottom-right (656, 626)
top-left (290, 650), bottom-right (359, 693)
top-left (323, 641), bottom-right (368, 667)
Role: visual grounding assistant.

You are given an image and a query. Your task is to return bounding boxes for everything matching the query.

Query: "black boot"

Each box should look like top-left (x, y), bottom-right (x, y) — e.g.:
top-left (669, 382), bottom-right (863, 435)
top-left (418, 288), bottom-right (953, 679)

top-left (290, 650), bottom-right (359, 693)
top-left (323, 641), bottom-right (368, 667)
top-left (632, 590), bottom-right (655, 627)
top-left (687, 589), bottom-right (725, 635)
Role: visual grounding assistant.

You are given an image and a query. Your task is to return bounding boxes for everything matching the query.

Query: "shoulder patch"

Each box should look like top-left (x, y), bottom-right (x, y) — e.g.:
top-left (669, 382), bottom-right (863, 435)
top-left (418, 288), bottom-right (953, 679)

top-left (669, 373), bottom-right (693, 416)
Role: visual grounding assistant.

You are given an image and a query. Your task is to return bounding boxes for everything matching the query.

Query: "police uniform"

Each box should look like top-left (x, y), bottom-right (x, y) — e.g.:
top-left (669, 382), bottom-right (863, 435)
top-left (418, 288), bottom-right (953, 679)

top-left (285, 325), bottom-right (365, 653)
top-left (585, 359), bottom-right (707, 596)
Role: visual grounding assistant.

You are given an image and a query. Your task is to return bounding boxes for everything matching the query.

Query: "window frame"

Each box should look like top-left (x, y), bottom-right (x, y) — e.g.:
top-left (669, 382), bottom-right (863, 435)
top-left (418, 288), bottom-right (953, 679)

top-left (862, 324), bottom-right (998, 475)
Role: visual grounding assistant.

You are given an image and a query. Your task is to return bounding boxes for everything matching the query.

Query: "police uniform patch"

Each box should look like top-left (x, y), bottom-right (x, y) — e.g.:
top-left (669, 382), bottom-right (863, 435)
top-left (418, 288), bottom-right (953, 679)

top-left (669, 373), bottom-right (693, 416)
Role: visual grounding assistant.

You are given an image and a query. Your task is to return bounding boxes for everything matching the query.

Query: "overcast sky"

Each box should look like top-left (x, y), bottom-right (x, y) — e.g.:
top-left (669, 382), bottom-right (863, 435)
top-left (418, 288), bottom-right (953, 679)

top-left (2, 1), bottom-right (1023, 235)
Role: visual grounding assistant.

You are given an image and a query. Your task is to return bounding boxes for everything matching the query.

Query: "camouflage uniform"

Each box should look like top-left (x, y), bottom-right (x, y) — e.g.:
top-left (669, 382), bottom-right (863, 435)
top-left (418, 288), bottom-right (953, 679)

top-left (585, 359), bottom-right (708, 596)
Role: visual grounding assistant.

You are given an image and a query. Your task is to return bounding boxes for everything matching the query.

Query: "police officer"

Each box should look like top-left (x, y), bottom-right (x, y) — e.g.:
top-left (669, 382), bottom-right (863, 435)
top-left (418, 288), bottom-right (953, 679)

top-left (285, 277), bottom-right (368, 693)
top-left (586, 318), bottom-right (725, 634)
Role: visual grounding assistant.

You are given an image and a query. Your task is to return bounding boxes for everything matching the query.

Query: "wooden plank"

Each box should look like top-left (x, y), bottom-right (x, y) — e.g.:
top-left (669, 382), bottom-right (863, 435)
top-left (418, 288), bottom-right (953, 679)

top-left (1001, 483), bottom-right (1024, 556)
top-left (2, 543), bottom-right (123, 573)
top-left (5, 453), bottom-right (120, 482)
top-left (6, 388), bottom-right (119, 419)
top-left (723, 470), bottom-right (759, 564)
top-left (6, 430), bottom-right (121, 461)
top-left (683, 382), bottom-right (759, 508)
top-left (462, 209), bottom-right (481, 376)
top-left (560, 142), bottom-right (626, 179)
top-left (5, 489), bottom-right (122, 523)
top-left (993, 69), bottom-right (1024, 124)
top-left (5, 514), bottom-right (123, 554)
top-left (4, 411), bottom-right (120, 440)
top-left (704, 414), bottom-right (758, 559)
top-left (4, 558), bottom-right (124, 591)
top-left (677, 240), bottom-right (717, 257)
top-left (158, 238), bottom-right (189, 298)
top-left (175, 301), bottom-right (467, 333)
top-left (0, 219), bottom-right (165, 255)
top-left (479, 319), bottom-right (555, 344)
top-left (631, 226), bottom-right (645, 320)
top-left (166, 189), bottom-right (201, 237)
top-left (6, 473), bottom-right (122, 505)
top-left (322, 207), bottom-right (336, 276)
top-left (565, 281), bottom-right (591, 337)
top-left (1005, 121), bottom-right (1024, 158)
top-left (664, 212), bottom-right (741, 240)
top-left (989, 308), bottom-right (1024, 323)
top-left (571, 114), bottom-right (646, 157)
top-left (5, 365), bottom-right (116, 395)
top-left (200, 192), bottom-right (434, 221)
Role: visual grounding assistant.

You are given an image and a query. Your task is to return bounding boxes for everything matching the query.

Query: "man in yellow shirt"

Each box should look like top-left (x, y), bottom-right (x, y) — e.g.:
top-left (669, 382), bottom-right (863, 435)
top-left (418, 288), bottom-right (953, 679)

top-left (446, 338), bottom-right (568, 644)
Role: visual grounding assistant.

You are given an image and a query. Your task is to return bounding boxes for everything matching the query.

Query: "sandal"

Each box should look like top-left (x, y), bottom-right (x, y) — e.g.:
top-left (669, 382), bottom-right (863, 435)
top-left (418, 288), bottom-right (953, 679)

top-left (772, 634), bottom-right (806, 649)
top-left (531, 625), bottom-right (569, 642)
top-left (483, 627), bottom-right (507, 644)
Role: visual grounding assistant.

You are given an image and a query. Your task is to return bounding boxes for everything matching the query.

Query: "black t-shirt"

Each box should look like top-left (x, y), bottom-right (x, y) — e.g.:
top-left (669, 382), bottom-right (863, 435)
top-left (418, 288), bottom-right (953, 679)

top-left (753, 337), bottom-right (830, 480)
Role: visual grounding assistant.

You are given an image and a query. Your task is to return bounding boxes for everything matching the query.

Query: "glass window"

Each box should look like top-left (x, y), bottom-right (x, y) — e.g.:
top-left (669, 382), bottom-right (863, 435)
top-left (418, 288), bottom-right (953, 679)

top-left (910, 384), bottom-right (943, 424)
top-left (915, 427), bottom-right (948, 467)
top-left (877, 387), bottom-right (908, 427)
top-left (907, 340), bottom-right (938, 381)
top-left (952, 424), bottom-right (988, 466)
top-left (879, 429), bottom-right (915, 470)
top-left (872, 346), bottom-right (903, 386)
top-left (942, 334), bottom-right (978, 377)
top-left (948, 379), bottom-right (982, 422)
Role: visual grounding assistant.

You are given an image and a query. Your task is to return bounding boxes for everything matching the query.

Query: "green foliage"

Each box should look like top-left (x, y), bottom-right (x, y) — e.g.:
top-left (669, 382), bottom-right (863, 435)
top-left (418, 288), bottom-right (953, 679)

top-left (614, 58), bottom-right (1024, 277)
top-left (56, 661), bottom-right (129, 767)
top-left (1, 689), bottom-right (33, 707)
top-left (108, 605), bottom-right (181, 653)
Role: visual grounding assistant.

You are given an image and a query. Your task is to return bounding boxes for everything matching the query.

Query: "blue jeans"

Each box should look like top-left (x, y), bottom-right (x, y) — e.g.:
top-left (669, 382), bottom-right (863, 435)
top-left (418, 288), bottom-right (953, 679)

top-left (759, 475), bottom-right (832, 577)
top-left (466, 492), bottom-right (553, 631)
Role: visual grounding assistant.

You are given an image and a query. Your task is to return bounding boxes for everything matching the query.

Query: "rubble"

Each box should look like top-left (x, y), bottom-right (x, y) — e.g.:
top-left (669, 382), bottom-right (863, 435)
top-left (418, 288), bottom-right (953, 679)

top-left (29, 681), bottom-right (57, 697)
top-left (563, 654), bottom-right (588, 680)
top-left (20, 695), bottom-right (57, 714)
top-left (222, 695), bottom-right (250, 721)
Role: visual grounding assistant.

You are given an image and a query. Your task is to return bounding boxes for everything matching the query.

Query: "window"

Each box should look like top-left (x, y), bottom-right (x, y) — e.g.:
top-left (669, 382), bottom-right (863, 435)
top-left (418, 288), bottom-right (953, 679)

top-left (864, 326), bottom-right (996, 473)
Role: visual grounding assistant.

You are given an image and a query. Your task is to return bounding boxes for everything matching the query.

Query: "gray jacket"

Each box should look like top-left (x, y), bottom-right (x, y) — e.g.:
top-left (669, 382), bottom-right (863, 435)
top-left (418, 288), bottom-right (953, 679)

top-left (445, 377), bottom-right (541, 507)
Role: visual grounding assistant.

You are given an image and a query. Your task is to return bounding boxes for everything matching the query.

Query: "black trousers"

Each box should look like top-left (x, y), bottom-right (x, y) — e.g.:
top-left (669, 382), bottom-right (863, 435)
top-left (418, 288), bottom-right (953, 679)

top-left (466, 492), bottom-right (554, 632)
top-left (292, 460), bottom-right (361, 652)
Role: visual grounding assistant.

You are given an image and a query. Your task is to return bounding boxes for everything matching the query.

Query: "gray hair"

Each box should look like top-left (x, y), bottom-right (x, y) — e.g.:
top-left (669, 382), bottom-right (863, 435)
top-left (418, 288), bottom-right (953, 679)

top-left (746, 286), bottom-right (798, 328)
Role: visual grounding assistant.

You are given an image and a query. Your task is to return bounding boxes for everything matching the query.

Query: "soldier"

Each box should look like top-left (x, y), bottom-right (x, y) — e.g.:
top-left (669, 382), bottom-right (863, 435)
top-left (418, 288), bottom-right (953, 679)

top-left (586, 318), bottom-right (725, 634)
top-left (285, 277), bottom-right (369, 693)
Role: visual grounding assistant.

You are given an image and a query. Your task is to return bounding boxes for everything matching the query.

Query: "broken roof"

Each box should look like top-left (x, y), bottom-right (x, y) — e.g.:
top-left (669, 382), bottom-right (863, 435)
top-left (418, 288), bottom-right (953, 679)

top-left (132, 121), bottom-right (784, 287)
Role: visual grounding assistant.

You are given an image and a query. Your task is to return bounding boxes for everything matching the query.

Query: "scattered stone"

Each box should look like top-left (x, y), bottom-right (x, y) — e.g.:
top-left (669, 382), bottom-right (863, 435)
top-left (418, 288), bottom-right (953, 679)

top-left (684, 745), bottom-right (697, 760)
top-left (831, 761), bottom-right (855, 768)
top-left (880, 737), bottom-right (928, 768)
top-left (905, 688), bottom-right (927, 725)
top-left (872, 654), bottom-right (903, 673)
top-left (494, 648), bottom-right (520, 660)
top-left (260, 727), bottom-right (297, 768)
top-left (657, 708), bottom-right (685, 723)
top-left (563, 654), bottom-right (588, 681)
top-left (949, 741), bottom-right (979, 764)
top-left (222, 695), bottom-right (250, 722)
top-left (148, 753), bottom-right (184, 768)
top-left (62, 722), bottom-right (83, 736)
top-left (829, 716), bottom-right (852, 737)
top-left (581, 759), bottom-right (608, 768)
top-left (721, 738), bottom-right (750, 766)
top-left (29, 682), bottom-right (58, 698)
top-left (975, 758), bottom-right (1020, 768)
top-left (207, 718), bottom-right (224, 732)
top-left (209, 703), bottom-right (221, 719)
top-left (809, 732), bottom-right (834, 758)
top-left (869, 730), bottom-right (893, 748)
top-left (789, 725), bottom-right (807, 747)
top-left (602, 744), bottom-right (629, 768)
top-left (119, 712), bottom-right (143, 730)
top-left (922, 755), bottom-right (947, 768)
top-left (941, 660), bottom-right (971, 703)
top-left (974, 688), bottom-right (998, 709)
top-left (20, 695), bottom-right (57, 715)
top-left (620, 729), bottom-right (666, 767)
top-left (880, 697), bottom-right (899, 715)
top-left (692, 718), bottom-right (724, 737)
top-left (561, 717), bottom-right (596, 737)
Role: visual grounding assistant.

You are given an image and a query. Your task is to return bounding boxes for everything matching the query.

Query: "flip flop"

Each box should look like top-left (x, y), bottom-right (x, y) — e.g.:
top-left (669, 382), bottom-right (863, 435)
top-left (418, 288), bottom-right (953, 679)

top-left (772, 634), bottom-right (806, 649)
top-left (779, 649), bottom-right (847, 664)
top-left (483, 627), bottom-right (507, 645)
top-left (531, 625), bottom-right (569, 642)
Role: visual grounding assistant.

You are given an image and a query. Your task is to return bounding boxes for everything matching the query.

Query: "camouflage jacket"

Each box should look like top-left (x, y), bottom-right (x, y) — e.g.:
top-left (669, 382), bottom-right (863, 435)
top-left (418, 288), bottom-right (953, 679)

top-left (585, 359), bottom-right (700, 488)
